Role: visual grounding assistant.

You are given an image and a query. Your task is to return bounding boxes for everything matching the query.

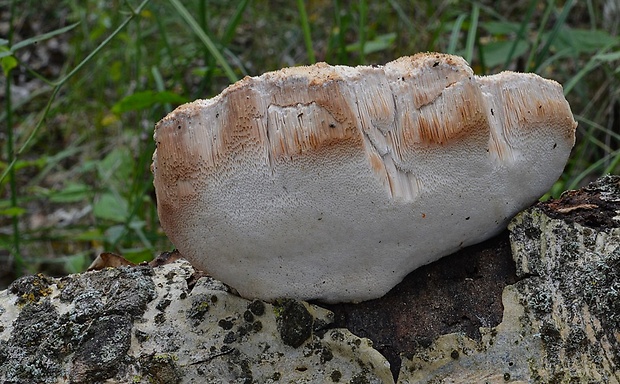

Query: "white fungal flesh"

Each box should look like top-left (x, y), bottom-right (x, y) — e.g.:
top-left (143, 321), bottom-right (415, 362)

top-left (152, 53), bottom-right (577, 303)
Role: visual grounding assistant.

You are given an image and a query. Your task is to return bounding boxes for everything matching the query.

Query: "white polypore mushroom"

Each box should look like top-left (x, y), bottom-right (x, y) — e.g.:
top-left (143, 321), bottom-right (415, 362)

top-left (152, 53), bottom-right (577, 303)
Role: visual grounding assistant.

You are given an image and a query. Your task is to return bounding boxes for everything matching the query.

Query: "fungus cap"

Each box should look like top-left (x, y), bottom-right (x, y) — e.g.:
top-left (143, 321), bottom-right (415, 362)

top-left (152, 53), bottom-right (577, 303)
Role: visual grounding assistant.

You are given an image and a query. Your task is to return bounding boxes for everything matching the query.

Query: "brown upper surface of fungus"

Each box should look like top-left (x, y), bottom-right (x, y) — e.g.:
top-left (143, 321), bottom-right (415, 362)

top-left (152, 53), bottom-right (577, 303)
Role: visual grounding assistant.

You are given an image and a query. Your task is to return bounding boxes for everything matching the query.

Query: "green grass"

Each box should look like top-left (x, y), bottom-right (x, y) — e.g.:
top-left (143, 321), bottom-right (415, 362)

top-left (1, 0), bottom-right (619, 283)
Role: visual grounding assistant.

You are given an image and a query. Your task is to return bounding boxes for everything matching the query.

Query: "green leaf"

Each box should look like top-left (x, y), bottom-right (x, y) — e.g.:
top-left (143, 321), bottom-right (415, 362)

top-left (481, 40), bottom-right (530, 67)
top-left (0, 22), bottom-right (80, 60)
top-left (11, 22), bottom-right (80, 51)
top-left (93, 193), bottom-right (128, 222)
top-left (122, 248), bottom-right (154, 264)
top-left (104, 224), bottom-right (125, 244)
top-left (480, 21), bottom-right (522, 35)
top-left (346, 33), bottom-right (396, 54)
top-left (0, 49), bottom-right (13, 59)
top-left (168, 0), bottom-right (239, 82)
top-left (0, 206), bottom-right (26, 217)
top-left (60, 253), bottom-right (90, 274)
top-left (75, 228), bottom-right (105, 242)
top-left (594, 51), bottom-right (620, 62)
top-left (49, 183), bottom-right (91, 203)
top-left (1, 50), bottom-right (17, 76)
top-left (554, 27), bottom-right (620, 54)
top-left (97, 147), bottom-right (132, 185)
top-left (111, 91), bottom-right (188, 114)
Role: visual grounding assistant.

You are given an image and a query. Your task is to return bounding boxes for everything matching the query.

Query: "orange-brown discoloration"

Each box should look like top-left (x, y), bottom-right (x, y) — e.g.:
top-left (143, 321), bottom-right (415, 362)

top-left (150, 53), bottom-right (578, 303)
top-left (368, 151), bottom-right (387, 177)
top-left (153, 53), bottom-right (576, 208)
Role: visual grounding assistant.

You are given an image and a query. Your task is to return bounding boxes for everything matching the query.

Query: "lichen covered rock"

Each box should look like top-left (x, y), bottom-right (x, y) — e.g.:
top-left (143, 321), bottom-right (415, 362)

top-left (133, 261), bottom-right (393, 383)
top-left (0, 260), bottom-right (393, 383)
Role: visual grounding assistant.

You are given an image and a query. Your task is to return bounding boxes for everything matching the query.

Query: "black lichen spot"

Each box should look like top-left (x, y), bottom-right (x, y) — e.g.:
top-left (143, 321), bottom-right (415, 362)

top-left (223, 331), bottom-right (237, 344)
top-left (565, 327), bottom-right (587, 355)
top-left (240, 319), bottom-right (261, 340)
top-left (165, 270), bottom-right (177, 281)
top-left (103, 266), bottom-right (156, 319)
top-left (252, 321), bottom-right (263, 332)
top-left (321, 347), bottom-right (334, 364)
top-left (155, 313), bottom-right (166, 325)
top-left (523, 218), bottom-right (542, 241)
top-left (304, 340), bottom-right (334, 364)
top-left (140, 353), bottom-right (182, 384)
top-left (539, 321), bottom-right (562, 366)
top-left (248, 300), bottom-right (265, 316)
top-left (11, 301), bottom-right (58, 352)
top-left (187, 294), bottom-right (210, 325)
top-left (330, 330), bottom-right (345, 342)
top-left (218, 318), bottom-right (235, 330)
top-left (156, 298), bottom-right (172, 311)
top-left (274, 299), bottom-right (313, 348)
top-left (450, 350), bottom-right (459, 359)
top-left (350, 372), bottom-right (371, 384)
top-left (221, 347), bottom-right (252, 383)
top-left (433, 61), bottom-right (439, 67)
top-left (69, 315), bottom-right (132, 383)
top-left (135, 329), bottom-right (149, 343)
top-left (331, 370), bottom-right (342, 382)
top-left (243, 310), bottom-right (254, 323)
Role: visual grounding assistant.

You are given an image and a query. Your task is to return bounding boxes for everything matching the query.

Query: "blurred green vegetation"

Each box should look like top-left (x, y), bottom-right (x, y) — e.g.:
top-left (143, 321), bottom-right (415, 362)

top-left (0, 0), bottom-right (619, 283)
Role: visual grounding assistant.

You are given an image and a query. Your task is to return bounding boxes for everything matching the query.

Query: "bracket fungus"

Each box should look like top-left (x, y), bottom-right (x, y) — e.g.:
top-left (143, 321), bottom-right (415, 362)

top-left (152, 53), bottom-right (577, 303)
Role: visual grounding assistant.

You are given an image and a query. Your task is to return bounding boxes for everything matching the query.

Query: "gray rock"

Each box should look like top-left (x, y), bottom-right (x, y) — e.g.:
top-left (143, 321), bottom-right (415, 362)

top-left (0, 260), bottom-right (392, 383)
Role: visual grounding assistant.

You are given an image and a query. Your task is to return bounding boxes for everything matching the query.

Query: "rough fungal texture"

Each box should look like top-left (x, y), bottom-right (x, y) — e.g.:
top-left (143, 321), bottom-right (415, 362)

top-left (152, 53), bottom-right (577, 303)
